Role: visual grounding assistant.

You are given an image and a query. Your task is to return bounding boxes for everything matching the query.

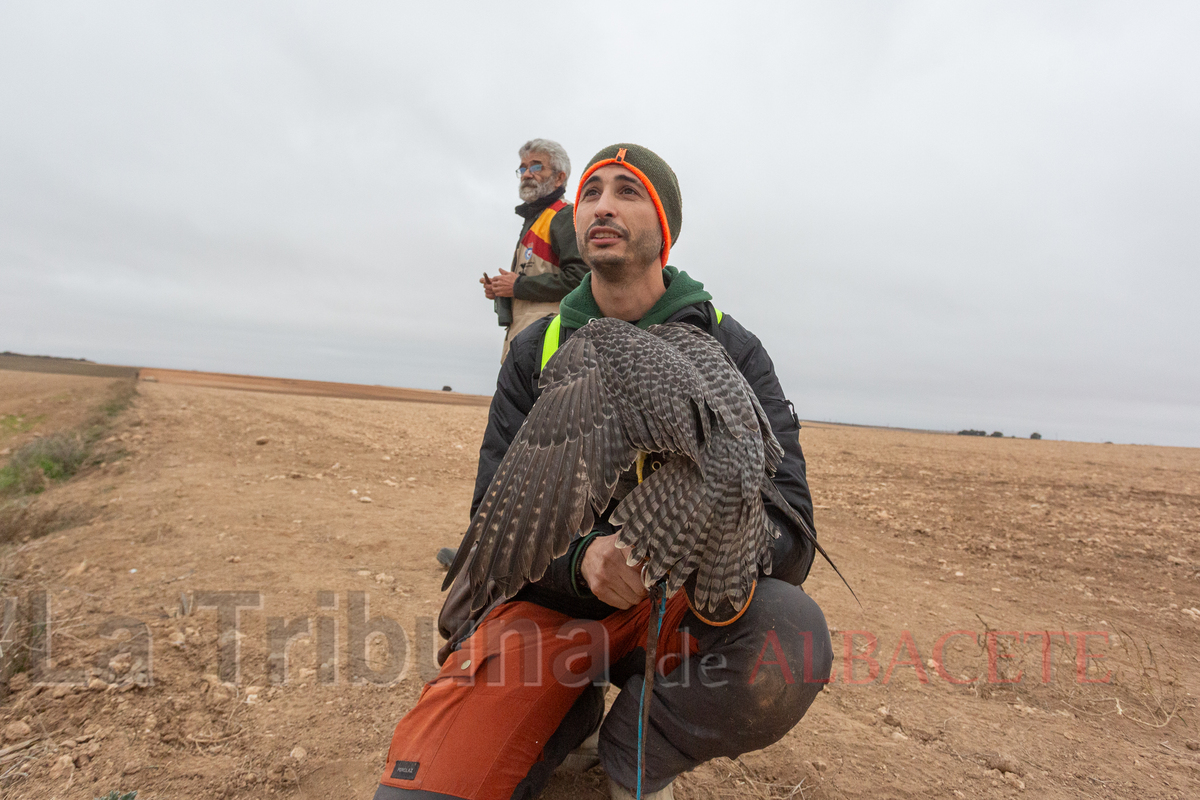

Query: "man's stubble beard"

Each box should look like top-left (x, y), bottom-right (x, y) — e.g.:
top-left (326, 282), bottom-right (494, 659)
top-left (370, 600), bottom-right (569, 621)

top-left (519, 177), bottom-right (559, 203)
top-left (581, 220), bottom-right (663, 283)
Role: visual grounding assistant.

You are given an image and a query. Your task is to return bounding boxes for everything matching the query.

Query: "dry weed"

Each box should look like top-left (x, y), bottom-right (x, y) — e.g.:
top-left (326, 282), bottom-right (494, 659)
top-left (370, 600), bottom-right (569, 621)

top-left (1052, 629), bottom-right (1185, 729)
top-left (0, 498), bottom-right (96, 547)
top-left (679, 756), bottom-right (812, 799)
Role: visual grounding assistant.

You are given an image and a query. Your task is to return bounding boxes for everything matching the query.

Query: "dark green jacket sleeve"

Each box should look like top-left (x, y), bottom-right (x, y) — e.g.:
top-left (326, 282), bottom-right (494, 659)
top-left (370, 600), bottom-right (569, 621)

top-left (512, 206), bottom-right (589, 302)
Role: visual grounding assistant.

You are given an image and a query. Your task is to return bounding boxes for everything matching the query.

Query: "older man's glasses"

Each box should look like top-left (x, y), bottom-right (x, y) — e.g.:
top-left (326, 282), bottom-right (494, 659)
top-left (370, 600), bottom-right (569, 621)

top-left (516, 164), bottom-right (545, 176)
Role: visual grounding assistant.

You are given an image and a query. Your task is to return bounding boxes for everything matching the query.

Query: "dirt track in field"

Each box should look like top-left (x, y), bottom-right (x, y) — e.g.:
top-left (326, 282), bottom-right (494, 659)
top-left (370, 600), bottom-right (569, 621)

top-left (1, 368), bottom-right (1198, 799)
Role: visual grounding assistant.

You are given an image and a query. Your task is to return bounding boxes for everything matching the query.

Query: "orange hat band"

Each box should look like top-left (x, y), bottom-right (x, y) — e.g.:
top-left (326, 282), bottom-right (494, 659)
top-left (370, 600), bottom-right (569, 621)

top-left (574, 158), bottom-right (673, 266)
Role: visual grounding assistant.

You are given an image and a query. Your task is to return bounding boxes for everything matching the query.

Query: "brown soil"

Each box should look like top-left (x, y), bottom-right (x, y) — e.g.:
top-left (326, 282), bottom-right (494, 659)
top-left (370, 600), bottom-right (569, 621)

top-left (0, 372), bottom-right (127, 456)
top-left (1, 370), bottom-right (1198, 799)
top-left (137, 368), bottom-right (490, 408)
top-left (0, 354), bottom-right (138, 381)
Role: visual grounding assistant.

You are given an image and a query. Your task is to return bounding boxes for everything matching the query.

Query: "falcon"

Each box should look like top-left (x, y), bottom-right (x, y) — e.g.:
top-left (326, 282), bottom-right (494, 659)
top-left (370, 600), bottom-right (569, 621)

top-left (442, 316), bottom-right (847, 617)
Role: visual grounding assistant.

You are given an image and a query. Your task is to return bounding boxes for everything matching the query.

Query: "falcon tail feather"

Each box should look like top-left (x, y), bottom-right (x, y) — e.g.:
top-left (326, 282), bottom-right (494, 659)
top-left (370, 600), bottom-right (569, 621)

top-left (761, 478), bottom-right (861, 607)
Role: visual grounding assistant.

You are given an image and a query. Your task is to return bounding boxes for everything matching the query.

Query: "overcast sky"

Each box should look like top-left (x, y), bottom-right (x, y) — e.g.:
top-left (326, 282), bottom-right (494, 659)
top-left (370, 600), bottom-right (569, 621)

top-left (2, 2), bottom-right (1197, 447)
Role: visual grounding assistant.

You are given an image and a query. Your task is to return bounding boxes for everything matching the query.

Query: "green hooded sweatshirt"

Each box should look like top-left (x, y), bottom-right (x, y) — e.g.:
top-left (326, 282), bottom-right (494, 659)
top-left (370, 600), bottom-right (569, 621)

top-left (557, 266), bottom-right (712, 331)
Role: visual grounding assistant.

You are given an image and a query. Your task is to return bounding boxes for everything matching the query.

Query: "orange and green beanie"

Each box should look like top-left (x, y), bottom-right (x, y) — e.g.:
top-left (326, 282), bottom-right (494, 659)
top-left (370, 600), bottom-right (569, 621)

top-left (574, 143), bottom-right (682, 265)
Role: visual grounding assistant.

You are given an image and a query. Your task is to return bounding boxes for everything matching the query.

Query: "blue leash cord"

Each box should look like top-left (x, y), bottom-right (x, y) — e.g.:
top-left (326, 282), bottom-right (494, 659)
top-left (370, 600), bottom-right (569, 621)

top-left (637, 584), bottom-right (668, 800)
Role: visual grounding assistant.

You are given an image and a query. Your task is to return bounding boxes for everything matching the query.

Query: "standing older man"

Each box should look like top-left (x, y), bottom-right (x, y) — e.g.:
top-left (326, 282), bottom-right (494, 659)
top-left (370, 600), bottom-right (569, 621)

top-left (378, 144), bottom-right (832, 800)
top-left (482, 138), bottom-right (588, 363)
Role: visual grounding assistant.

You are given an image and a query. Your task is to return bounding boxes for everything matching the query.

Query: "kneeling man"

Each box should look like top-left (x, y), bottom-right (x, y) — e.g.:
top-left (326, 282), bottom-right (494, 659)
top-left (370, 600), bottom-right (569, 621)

top-left (375, 144), bottom-right (833, 800)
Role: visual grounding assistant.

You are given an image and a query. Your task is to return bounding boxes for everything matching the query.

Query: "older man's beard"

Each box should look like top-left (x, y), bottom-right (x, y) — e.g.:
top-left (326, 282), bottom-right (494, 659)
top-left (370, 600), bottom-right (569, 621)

top-left (581, 219), bottom-right (662, 280)
top-left (519, 176), bottom-right (559, 203)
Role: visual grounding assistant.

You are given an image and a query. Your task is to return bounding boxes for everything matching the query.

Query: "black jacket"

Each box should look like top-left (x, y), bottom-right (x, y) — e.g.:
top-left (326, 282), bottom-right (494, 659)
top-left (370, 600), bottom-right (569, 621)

top-left (467, 300), bottom-right (816, 622)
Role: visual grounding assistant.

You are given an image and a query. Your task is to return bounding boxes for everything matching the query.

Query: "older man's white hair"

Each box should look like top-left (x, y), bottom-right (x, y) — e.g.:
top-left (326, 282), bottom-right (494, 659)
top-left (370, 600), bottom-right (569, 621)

top-left (519, 138), bottom-right (571, 181)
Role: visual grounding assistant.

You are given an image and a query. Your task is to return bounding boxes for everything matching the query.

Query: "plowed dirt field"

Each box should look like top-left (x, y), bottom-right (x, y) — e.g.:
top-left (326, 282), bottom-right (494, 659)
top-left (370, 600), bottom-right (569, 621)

top-left (1, 368), bottom-right (1198, 799)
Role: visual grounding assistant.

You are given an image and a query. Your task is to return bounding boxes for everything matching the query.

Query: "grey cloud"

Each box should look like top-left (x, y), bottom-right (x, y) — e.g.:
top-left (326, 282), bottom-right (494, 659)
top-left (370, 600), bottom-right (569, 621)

top-left (2, 2), bottom-right (1197, 446)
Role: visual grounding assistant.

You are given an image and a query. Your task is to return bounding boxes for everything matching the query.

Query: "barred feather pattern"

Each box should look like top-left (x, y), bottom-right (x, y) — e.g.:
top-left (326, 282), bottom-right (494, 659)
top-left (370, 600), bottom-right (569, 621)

top-left (443, 317), bottom-right (789, 616)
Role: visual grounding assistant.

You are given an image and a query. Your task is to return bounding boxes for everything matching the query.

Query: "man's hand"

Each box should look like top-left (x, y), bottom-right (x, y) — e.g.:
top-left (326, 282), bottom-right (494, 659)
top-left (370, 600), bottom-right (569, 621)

top-left (580, 534), bottom-right (647, 609)
top-left (485, 268), bottom-right (517, 298)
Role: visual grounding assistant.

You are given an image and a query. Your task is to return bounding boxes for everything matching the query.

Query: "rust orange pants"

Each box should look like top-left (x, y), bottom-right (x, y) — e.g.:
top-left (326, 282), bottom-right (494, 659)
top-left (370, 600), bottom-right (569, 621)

top-left (378, 594), bottom-right (694, 799)
top-left (376, 580), bottom-right (832, 800)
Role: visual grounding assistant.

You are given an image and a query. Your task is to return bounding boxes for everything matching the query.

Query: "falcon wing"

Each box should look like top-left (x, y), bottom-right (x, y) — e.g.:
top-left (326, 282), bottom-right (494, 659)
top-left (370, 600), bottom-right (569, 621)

top-left (442, 318), bottom-right (711, 612)
top-left (647, 323), bottom-right (785, 472)
top-left (648, 324), bottom-right (859, 606)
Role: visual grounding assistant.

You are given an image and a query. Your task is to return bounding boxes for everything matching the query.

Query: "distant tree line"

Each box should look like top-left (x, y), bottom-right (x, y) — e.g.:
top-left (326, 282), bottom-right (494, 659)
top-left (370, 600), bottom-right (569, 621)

top-left (958, 429), bottom-right (1043, 440)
